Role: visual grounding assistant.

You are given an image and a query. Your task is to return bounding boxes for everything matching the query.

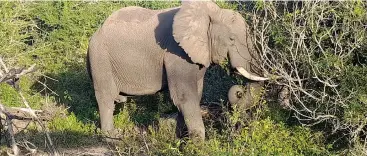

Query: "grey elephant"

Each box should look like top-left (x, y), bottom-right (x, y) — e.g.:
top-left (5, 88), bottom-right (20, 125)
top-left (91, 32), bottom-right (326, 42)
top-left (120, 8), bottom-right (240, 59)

top-left (86, 1), bottom-right (269, 142)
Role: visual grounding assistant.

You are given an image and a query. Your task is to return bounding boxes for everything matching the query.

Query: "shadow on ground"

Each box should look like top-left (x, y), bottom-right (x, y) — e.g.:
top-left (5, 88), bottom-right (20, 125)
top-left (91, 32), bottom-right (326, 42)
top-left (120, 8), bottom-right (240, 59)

top-left (16, 60), bottom-right (242, 154)
top-left (30, 59), bottom-right (240, 126)
top-left (30, 62), bottom-right (99, 124)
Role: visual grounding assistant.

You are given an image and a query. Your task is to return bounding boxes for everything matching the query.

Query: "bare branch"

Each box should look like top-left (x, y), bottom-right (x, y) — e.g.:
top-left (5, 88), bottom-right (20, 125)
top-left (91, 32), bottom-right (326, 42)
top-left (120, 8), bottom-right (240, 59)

top-left (0, 64), bottom-right (37, 83)
top-left (0, 56), bottom-right (9, 73)
top-left (0, 57), bottom-right (59, 155)
top-left (0, 103), bottom-right (20, 156)
top-left (249, 1), bottom-right (365, 136)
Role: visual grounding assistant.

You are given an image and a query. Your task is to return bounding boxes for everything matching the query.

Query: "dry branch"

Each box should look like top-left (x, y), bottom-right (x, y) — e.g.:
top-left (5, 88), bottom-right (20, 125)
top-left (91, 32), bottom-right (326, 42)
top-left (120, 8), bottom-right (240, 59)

top-left (0, 103), bottom-right (20, 156)
top-left (0, 57), bottom-right (59, 156)
top-left (0, 64), bottom-right (36, 84)
top-left (246, 1), bottom-right (366, 142)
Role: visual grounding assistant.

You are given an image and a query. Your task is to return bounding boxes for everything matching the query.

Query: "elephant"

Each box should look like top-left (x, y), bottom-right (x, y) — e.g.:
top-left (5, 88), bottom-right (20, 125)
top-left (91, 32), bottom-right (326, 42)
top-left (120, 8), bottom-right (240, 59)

top-left (86, 1), bottom-right (270, 142)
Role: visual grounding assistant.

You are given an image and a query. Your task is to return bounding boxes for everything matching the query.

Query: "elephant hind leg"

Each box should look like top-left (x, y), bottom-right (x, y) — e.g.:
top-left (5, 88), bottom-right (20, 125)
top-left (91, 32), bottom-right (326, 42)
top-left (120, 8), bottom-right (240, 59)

top-left (94, 77), bottom-right (120, 133)
top-left (95, 88), bottom-right (116, 132)
top-left (92, 73), bottom-right (119, 133)
top-left (89, 54), bottom-right (119, 133)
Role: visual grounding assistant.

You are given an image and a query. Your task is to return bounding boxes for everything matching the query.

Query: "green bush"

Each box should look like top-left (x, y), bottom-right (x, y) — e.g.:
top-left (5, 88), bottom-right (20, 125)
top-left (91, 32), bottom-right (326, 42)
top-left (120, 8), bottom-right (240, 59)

top-left (183, 118), bottom-right (328, 156)
top-left (248, 0), bottom-right (367, 153)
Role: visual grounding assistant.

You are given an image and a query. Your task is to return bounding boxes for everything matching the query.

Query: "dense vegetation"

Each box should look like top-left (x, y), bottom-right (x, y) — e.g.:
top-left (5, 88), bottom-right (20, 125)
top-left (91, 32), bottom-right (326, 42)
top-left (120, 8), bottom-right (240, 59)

top-left (248, 1), bottom-right (367, 154)
top-left (0, 1), bottom-right (365, 155)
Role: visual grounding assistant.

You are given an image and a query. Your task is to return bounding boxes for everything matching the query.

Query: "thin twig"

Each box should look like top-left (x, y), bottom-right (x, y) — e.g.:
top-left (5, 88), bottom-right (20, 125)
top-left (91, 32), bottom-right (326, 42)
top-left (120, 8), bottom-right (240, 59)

top-left (0, 56), bottom-right (9, 73)
top-left (18, 91), bottom-right (59, 156)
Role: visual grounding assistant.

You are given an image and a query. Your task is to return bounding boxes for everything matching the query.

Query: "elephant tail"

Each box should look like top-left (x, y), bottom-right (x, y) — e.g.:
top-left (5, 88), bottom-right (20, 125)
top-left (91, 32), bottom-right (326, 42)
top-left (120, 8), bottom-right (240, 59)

top-left (86, 46), bottom-right (93, 83)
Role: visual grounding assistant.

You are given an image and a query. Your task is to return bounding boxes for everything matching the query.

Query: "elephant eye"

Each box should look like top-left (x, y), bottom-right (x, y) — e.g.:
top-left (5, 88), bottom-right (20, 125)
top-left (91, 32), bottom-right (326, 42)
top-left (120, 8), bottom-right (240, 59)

top-left (229, 36), bottom-right (235, 41)
top-left (229, 36), bottom-right (236, 45)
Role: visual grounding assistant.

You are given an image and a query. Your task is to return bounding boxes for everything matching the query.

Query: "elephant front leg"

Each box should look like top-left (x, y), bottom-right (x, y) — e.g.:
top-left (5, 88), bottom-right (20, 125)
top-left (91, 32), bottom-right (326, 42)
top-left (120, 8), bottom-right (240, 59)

top-left (182, 103), bottom-right (205, 142)
top-left (175, 92), bottom-right (205, 142)
top-left (168, 77), bottom-right (205, 142)
top-left (164, 53), bottom-right (206, 142)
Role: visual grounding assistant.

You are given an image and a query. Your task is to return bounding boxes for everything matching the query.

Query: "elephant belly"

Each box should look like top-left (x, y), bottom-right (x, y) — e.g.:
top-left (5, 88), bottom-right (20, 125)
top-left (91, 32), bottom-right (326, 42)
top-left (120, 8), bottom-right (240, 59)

top-left (107, 34), bottom-right (167, 95)
top-left (112, 57), bottom-right (167, 96)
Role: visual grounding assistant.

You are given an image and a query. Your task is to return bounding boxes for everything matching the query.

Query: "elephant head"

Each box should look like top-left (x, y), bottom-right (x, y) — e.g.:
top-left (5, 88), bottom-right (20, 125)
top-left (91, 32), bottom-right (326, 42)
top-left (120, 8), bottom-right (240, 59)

top-left (172, 1), bottom-right (269, 81)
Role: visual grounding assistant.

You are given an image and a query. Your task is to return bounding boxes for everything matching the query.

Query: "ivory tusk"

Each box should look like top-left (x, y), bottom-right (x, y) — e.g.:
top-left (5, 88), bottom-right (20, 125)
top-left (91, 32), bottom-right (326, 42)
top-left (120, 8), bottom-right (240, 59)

top-left (236, 67), bottom-right (269, 81)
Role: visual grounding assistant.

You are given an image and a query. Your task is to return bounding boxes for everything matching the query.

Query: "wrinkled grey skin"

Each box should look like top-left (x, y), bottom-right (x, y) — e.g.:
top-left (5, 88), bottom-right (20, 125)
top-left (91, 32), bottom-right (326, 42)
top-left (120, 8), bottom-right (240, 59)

top-left (86, 1), bottom-right (267, 142)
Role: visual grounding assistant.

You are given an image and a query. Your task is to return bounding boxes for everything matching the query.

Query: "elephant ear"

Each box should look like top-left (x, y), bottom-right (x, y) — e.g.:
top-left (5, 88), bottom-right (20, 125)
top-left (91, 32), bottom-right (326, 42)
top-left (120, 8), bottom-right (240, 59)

top-left (172, 1), bottom-right (220, 67)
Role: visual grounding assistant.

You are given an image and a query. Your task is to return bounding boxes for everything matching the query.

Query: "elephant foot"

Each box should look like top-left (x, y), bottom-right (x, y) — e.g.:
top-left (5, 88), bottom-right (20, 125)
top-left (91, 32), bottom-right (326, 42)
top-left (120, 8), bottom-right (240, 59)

top-left (100, 129), bottom-right (122, 145)
top-left (175, 110), bottom-right (206, 144)
top-left (189, 129), bottom-right (205, 143)
top-left (176, 126), bottom-right (205, 144)
top-left (103, 137), bottom-right (121, 145)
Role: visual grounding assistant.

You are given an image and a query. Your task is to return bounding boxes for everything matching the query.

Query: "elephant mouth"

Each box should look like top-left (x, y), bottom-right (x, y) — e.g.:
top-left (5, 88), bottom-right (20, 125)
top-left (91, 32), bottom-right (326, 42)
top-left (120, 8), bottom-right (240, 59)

top-left (235, 67), bottom-right (269, 81)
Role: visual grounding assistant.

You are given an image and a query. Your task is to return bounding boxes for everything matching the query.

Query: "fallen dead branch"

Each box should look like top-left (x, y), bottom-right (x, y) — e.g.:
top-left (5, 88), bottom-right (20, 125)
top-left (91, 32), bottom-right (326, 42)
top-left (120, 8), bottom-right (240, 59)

top-left (0, 106), bottom-right (47, 121)
top-left (0, 103), bottom-right (20, 156)
top-left (0, 57), bottom-right (59, 156)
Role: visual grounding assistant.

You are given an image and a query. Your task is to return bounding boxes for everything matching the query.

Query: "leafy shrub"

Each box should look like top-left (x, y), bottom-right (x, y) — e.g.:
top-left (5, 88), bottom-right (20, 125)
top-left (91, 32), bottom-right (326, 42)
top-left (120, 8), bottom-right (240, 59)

top-left (181, 117), bottom-right (328, 156)
top-left (247, 0), bottom-right (367, 153)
